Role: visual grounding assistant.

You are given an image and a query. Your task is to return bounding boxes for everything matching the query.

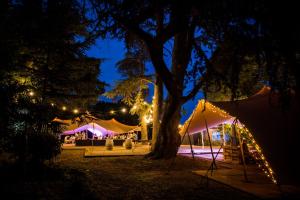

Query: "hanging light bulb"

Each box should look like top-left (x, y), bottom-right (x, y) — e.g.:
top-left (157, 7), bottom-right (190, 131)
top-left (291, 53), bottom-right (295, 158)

top-left (29, 91), bottom-right (34, 96)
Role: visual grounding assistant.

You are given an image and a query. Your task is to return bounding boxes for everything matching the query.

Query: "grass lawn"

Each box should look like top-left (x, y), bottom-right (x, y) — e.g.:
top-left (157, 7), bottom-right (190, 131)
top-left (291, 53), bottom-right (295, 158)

top-left (0, 150), bottom-right (258, 200)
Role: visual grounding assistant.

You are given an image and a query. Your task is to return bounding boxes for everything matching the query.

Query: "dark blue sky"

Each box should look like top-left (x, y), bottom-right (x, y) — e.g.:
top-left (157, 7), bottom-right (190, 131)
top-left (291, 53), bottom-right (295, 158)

top-left (85, 39), bottom-right (203, 123)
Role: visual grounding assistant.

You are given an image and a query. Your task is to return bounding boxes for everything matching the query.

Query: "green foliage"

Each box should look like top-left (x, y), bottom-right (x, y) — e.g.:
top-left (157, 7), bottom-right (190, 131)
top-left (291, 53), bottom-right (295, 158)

top-left (104, 77), bottom-right (150, 106)
top-left (10, 129), bottom-right (61, 166)
top-left (104, 39), bottom-right (153, 118)
top-left (0, 0), bottom-right (104, 164)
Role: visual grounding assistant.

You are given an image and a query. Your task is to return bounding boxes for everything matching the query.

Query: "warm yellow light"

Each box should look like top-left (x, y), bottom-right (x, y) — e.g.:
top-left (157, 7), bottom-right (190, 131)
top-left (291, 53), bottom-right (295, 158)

top-left (132, 105), bottom-right (137, 109)
top-left (62, 106), bottom-right (67, 111)
top-left (73, 109), bottom-right (79, 114)
top-left (29, 91), bottom-right (34, 96)
top-left (51, 103), bottom-right (54, 107)
top-left (178, 124), bottom-right (183, 129)
top-left (143, 115), bottom-right (150, 124)
top-left (121, 108), bottom-right (127, 113)
top-left (110, 110), bottom-right (115, 114)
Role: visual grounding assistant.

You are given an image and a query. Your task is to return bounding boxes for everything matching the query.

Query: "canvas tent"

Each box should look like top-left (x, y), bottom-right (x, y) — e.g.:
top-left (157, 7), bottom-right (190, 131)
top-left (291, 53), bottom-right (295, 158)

top-left (212, 86), bottom-right (300, 184)
top-left (62, 122), bottom-right (115, 136)
top-left (62, 118), bottom-right (140, 136)
top-left (180, 100), bottom-right (234, 136)
top-left (94, 118), bottom-right (141, 133)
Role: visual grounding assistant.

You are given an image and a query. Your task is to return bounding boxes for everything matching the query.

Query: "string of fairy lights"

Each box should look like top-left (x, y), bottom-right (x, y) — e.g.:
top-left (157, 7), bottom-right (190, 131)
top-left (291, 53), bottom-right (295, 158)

top-left (27, 90), bottom-right (129, 115)
top-left (28, 90), bottom-right (153, 124)
top-left (238, 126), bottom-right (278, 184)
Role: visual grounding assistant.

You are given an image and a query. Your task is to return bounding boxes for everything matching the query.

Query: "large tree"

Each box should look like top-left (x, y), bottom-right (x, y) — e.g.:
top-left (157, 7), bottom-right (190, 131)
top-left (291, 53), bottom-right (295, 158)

top-left (89, 0), bottom-right (299, 158)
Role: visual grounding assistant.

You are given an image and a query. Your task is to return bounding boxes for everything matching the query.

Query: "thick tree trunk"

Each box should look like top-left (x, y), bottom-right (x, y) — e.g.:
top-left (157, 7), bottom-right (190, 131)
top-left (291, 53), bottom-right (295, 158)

top-left (149, 95), bottom-right (182, 159)
top-left (151, 74), bottom-right (163, 151)
top-left (146, 28), bottom-right (194, 159)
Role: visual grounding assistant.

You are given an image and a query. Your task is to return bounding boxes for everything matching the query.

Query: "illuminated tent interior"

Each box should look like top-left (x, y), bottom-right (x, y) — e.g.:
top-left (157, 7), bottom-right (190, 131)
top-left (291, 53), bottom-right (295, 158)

top-left (212, 86), bottom-right (300, 184)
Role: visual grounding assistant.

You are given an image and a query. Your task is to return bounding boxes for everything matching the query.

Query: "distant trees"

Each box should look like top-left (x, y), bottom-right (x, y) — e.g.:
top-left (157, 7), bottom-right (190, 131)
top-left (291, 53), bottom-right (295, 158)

top-left (0, 0), bottom-right (105, 163)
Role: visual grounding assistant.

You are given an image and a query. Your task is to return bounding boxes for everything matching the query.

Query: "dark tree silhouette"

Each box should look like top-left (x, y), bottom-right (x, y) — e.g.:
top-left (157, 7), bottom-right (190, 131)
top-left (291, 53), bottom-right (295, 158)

top-left (87, 0), bottom-right (299, 159)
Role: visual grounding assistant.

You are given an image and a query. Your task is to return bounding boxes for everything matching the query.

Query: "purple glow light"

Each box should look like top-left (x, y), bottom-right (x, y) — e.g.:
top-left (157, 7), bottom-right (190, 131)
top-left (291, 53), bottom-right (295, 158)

top-left (87, 128), bottom-right (103, 137)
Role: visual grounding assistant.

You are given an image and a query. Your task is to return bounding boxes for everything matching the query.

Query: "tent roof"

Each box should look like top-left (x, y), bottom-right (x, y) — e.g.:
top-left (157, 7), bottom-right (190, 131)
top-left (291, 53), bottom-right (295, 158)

top-left (94, 118), bottom-right (140, 133)
top-left (52, 117), bottom-right (72, 125)
top-left (62, 122), bottom-right (113, 135)
top-left (62, 118), bottom-right (140, 135)
top-left (180, 100), bottom-right (234, 135)
top-left (212, 86), bottom-right (300, 184)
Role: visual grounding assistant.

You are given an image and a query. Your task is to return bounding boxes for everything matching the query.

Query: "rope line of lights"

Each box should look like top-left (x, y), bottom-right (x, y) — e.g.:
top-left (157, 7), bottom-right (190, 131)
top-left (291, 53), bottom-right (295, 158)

top-left (239, 126), bottom-right (277, 184)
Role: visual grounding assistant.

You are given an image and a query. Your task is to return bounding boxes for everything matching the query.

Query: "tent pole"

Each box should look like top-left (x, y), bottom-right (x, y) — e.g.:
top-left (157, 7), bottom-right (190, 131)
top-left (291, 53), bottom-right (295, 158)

top-left (187, 130), bottom-right (195, 159)
top-left (201, 132), bottom-right (204, 149)
top-left (91, 121), bottom-right (94, 152)
top-left (235, 120), bottom-right (248, 182)
top-left (222, 123), bottom-right (226, 146)
top-left (206, 142), bottom-right (224, 176)
top-left (204, 117), bottom-right (217, 170)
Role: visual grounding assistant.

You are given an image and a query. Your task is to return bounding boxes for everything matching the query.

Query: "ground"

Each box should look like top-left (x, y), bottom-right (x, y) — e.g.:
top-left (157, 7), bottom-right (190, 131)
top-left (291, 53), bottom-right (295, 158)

top-left (0, 149), bottom-right (260, 200)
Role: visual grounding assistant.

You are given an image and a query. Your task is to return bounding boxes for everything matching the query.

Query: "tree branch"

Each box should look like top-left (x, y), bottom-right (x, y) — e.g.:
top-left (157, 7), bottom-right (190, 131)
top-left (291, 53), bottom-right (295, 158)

top-left (113, 15), bottom-right (175, 95)
top-left (181, 78), bottom-right (204, 103)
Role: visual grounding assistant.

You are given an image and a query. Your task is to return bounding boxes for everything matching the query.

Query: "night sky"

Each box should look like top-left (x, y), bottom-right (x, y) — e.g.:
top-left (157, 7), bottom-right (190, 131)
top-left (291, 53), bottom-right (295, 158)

top-left (86, 39), bottom-right (203, 123)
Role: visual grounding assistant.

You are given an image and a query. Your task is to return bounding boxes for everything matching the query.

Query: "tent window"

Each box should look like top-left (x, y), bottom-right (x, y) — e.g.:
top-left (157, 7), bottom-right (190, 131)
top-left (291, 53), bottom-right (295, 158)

top-left (212, 132), bottom-right (221, 141)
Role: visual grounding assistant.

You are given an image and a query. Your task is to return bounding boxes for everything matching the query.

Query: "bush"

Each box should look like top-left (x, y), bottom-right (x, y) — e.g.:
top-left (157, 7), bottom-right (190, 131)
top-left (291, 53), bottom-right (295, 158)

top-left (11, 131), bottom-right (61, 166)
top-left (28, 132), bottom-right (61, 164)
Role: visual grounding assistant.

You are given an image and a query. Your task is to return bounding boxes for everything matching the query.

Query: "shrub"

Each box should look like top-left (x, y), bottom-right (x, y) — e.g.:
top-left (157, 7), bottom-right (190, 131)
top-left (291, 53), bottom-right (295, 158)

top-left (11, 130), bottom-right (61, 166)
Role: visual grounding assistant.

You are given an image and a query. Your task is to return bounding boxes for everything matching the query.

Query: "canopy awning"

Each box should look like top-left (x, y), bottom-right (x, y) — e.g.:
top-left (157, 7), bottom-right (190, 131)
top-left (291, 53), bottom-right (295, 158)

top-left (180, 100), bottom-right (234, 135)
top-left (212, 86), bottom-right (300, 184)
top-left (62, 122), bottom-right (115, 136)
top-left (62, 118), bottom-right (140, 135)
top-left (94, 118), bottom-right (140, 133)
top-left (52, 117), bottom-right (72, 125)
